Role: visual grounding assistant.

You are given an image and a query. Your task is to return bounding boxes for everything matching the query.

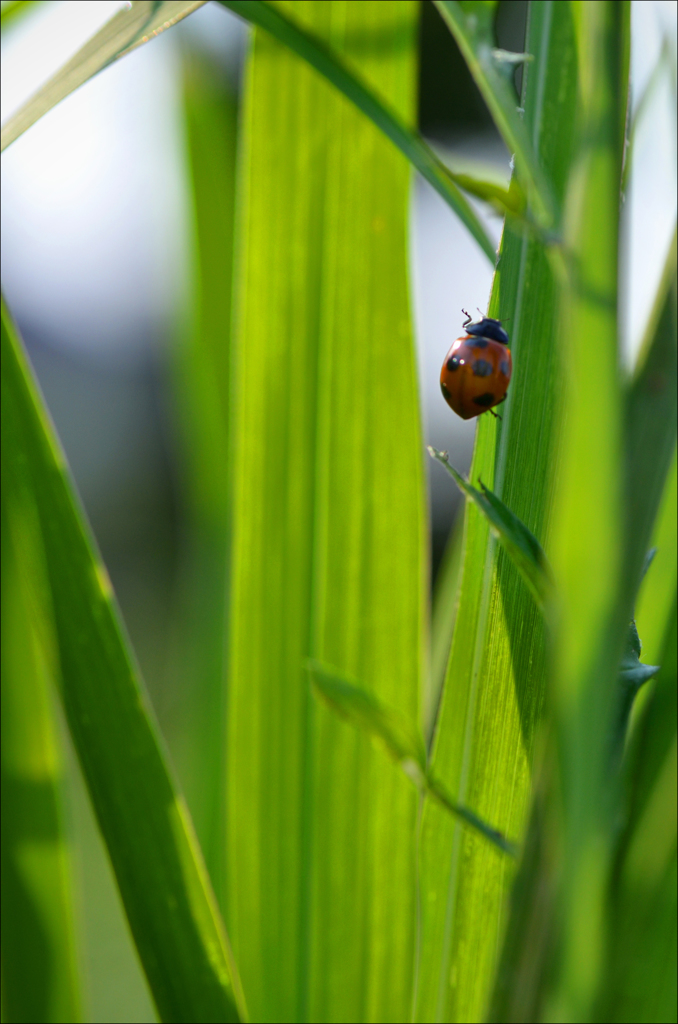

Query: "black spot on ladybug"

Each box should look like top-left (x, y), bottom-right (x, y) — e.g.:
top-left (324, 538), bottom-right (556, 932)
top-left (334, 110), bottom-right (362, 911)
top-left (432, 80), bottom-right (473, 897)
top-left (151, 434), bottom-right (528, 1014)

top-left (470, 338), bottom-right (488, 349)
top-left (473, 392), bottom-right (496, 407)
top-left (446, 356), bottom-right (460, 372)
top-left (500, 360), bottom-right (510, 376)
top-left (440, 381), bottom-right (449, 396)
top-left (472, 359), bottom-right (493, 377)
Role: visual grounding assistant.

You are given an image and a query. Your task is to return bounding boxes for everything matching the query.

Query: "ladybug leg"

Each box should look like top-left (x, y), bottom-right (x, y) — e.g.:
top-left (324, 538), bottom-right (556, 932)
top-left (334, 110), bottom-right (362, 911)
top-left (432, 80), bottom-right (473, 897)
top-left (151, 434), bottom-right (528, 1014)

top-left (486, 395), bottom-right (507, 418)
top-left (461, 308), bottom-right (472, 327)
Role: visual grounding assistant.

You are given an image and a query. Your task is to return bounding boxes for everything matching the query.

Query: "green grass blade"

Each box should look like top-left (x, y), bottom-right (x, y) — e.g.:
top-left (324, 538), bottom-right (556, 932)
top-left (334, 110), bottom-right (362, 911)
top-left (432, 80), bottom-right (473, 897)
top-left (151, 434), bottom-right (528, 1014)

top-left (546, 3), bottom-right (630, 1018)
top-left (425, 776), bottom-right (518, 858)
top-left (623, 229), bottom-right (677, 598)
top-left (0, 1), bottom-right (207, 152)
top-left (427, 510), bottom-right (465, 746)
top-left (433, 0), bottom-right (557, 229)
top-left (309, 661), bottom-right (517, 856)
top-left (1, 298), bottom-right (243, 1024)
top-left (1, 489), bottom-right (82, 1023)
top-left (0, 0), bottom-right (44, 28)
top-left (217, 0), bottom-right (496, 260)
top-left (428, 446), bottom-right (554, 613)
top-left (414, 4), bottom-right (580, 1020)
top-left (169, 50), bottom-right (239, 912)
top-left (635, 447), bottom-right (677, 665)
top-left (308, 661), bottom-right (426, 769)
top-left (596, 603), bottom-right (677, 1022)
top-left (611, 620), bottom-right (660, 770)
top-left (224, 4), bottom-right (425, 1020)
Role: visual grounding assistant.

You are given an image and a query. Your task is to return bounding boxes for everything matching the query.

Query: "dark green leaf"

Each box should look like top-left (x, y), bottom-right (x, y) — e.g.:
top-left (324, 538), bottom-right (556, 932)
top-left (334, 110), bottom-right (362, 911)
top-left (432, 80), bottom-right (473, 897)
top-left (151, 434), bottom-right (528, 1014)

top-left (428, 446), bottom-right (554, 612)
top-left (611, 619), bottom-right (661, 770)
top-left (2, 489), bottom-right (82, 1023)
top-left (623, 229), bottom-right (678, 598)
top-left (635, 450), bottom-right (677, 666)
top-left (1, 298), bottom-right (243, 1024)
top-left (597, 603), bottom-right (677, 1022)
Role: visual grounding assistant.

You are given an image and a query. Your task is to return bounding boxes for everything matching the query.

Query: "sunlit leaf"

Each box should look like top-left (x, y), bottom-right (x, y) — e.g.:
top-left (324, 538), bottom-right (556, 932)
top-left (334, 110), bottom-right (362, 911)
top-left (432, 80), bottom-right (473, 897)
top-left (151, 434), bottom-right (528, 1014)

top-left (427, 508), bottom-right (465, 746)
top-left (217, 0), bottom-right (497, 259)
top-left (223, 4), bottom-right (425, 1020)
top-left (415, 5), bottom-right (580, 1019)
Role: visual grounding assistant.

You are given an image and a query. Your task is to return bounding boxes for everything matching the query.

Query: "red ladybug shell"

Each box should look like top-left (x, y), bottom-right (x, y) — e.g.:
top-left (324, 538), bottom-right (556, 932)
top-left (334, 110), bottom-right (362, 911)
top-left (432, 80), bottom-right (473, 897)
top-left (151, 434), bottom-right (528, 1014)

top-left (440, 333), bottom-right (512, 420)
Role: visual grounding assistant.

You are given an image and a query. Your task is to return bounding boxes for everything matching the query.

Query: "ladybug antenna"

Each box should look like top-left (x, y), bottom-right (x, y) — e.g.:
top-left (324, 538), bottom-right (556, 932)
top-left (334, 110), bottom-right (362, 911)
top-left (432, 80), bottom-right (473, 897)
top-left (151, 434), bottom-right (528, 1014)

top-left (476, 307), bottom-right (486, 318)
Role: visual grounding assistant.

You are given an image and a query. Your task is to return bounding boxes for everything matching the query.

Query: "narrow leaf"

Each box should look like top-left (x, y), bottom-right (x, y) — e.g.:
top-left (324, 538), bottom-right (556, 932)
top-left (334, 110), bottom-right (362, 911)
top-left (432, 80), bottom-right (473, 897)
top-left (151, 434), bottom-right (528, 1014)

top-left (0, 0), bottom-right (42, 27)
top-left (425, 775), bottom-right (518, 857)
top-left (611, 619), bottom-right (660, 770)
top-left (546, 4), bottom-right (631, 1018)
top-left (452, 171), bottom-right (525, 216)
top-left (2, 490), bottom-right (82, 1022)
top-left (169, 50), bottom-right (239, 911)
top-left (434, 0), bottom-right (557, 229)
top-left (217, 0), bottom-right (496, 260)
top-left (0, 1), bottom-right (207, 152)
top-left (415, 5), bottom-right (580, 1019)
top-left (635, 448), bottom-right (677, 666)
top-left (621, 35), bottom-right (675, 194)
top-left (309, 661), bottom-right (517, 856)
top-left (597, 604), bottom-right (678, 1022)
top-left (308, 660), bottom-right (426, 769)
top-left (427, 508), bottom-right (465, 746)
top-left (1, 297), bottom-right (243, 1024)
top-left (428, 446), bottom-right (554, 612)
top-left (623, 228), bottom-right (678, 597)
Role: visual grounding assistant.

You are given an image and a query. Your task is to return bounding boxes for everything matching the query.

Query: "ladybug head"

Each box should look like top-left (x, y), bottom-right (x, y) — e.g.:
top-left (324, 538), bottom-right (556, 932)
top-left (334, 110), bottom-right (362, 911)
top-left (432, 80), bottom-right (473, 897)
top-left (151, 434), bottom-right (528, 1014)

top-left (461, 310), bottom-right (510, 346)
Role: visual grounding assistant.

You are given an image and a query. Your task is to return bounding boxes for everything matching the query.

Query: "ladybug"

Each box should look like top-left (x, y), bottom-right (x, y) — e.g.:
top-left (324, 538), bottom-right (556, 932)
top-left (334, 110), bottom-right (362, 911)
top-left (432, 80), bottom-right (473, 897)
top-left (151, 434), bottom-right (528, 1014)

top-left (439, 310), bottom-right (512, 420)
